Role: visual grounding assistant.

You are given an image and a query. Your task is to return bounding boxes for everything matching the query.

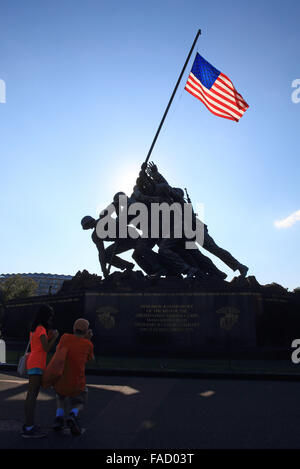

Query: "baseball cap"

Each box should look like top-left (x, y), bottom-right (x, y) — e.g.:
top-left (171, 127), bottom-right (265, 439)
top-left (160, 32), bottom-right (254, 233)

top-left (73, 318), bottom-right (89, 333)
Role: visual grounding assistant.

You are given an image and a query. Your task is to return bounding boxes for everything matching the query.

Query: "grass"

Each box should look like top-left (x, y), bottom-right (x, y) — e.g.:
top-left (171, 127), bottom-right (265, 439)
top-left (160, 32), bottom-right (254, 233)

top-left (90, 356), bottom-right (300, 374)
top-left (4, 349), bottom-right (300, 375)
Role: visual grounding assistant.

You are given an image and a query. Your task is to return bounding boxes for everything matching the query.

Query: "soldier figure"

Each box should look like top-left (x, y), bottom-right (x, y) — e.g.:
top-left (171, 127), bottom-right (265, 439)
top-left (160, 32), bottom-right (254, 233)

top-left (81, 191), bottom-right (166, 278)
top-left (133, 165), bottom-right (200, 278)
top-left (82, 160), bottom-right (248, 281)
top-left (81, 214), bottom-right (134, 278)
top-left (145, 162), bottom-right (248, 278)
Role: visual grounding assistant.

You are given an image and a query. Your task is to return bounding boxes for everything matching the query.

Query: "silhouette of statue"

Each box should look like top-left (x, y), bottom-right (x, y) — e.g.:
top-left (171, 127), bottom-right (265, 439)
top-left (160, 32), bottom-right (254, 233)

top-left (81, 214), bottom-right (134, 278)
top-left (82, 160), bottom-right (248, 281)
top-left (81, 192), bottom-right (166, 278)
top-left (146, 162), bottom-right (248, 278)
top-left (133, 165), bottom-right (200, 278)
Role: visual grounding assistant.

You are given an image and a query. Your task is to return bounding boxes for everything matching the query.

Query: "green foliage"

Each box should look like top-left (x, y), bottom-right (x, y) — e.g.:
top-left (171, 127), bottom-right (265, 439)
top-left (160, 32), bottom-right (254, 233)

top-left (0, 275), bottom-right (38, 302)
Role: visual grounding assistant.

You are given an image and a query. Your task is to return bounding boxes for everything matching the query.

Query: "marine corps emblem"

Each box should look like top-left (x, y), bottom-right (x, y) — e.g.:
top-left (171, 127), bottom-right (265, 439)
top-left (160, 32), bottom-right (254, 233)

top-left (216, 306), bottom-right (240, 331)
top-left (96, 305), bottom-right (118, 330)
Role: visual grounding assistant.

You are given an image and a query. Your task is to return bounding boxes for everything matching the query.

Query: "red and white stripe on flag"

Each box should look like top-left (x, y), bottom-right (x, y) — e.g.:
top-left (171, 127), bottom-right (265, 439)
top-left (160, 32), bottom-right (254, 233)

top-left (185, 72), bottom-right (249, 122)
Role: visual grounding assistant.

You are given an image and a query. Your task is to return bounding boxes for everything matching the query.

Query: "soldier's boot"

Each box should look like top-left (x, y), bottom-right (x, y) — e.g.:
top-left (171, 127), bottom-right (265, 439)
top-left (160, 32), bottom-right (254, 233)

top-left (237, 264), bottom-right (248, 278)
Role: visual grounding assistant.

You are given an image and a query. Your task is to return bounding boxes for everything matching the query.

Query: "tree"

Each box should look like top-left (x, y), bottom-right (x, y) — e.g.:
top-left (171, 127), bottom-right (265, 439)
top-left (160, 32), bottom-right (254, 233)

top-left (0, 275), bottom-right (38, 302)
top-left (0, 290), bottom-right (4, 338)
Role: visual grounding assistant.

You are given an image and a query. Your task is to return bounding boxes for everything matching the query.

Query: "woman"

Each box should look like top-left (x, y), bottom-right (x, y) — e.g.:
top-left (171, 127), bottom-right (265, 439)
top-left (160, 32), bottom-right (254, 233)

top-left (22, 304), bottom-right (59, 438)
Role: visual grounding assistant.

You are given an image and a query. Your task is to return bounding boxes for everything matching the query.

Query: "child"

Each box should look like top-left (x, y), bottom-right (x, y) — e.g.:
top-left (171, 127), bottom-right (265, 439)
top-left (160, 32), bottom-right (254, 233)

top-left (53, 318), bottom-right (94, 435)
top-left (22, 304), bottom-right (59, 438)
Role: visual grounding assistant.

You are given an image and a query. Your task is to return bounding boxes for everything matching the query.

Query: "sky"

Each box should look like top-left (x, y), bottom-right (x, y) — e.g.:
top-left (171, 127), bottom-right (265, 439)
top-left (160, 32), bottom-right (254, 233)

top-left (0, 0), bottom-right (299, 290)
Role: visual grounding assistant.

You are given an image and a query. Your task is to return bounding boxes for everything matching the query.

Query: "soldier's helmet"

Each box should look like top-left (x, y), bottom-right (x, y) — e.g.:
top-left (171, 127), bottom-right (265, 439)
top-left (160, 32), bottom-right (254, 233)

top-left (174, 188), bottom-right (185, 198)
top-left (81, 215), bottom-right (96, 230)
top-left (113, 192), bottom-right (127, 207)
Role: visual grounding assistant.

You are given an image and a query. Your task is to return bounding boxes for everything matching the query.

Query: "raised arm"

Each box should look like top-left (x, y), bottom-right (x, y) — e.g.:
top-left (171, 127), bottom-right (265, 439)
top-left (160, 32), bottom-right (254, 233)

top-left (146, 161), bottom-right (169, 185)
top-left (40, 329), bottom-right (59, 352)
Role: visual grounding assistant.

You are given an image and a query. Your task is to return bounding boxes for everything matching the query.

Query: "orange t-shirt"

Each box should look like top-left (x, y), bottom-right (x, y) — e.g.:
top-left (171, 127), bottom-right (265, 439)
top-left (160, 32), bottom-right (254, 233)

top-left (54, 333), bottom-right (94, 397)
top-left (26, 325), bottom-right (48, 370)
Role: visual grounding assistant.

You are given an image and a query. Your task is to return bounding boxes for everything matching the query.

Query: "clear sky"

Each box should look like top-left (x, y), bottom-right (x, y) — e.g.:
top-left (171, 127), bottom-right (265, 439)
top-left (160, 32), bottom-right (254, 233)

top-left (0, 0), bottom-right (299, 290)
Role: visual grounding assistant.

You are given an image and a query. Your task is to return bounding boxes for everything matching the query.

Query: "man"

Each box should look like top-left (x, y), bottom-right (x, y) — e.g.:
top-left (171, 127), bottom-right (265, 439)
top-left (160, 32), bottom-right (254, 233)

top-left (53, 318), bottom-right (94, 435)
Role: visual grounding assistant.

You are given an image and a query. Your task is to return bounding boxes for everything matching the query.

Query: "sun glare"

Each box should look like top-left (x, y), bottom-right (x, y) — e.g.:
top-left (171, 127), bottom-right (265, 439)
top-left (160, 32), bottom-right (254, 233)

top-left (110, 164), bottom-right (139, 198)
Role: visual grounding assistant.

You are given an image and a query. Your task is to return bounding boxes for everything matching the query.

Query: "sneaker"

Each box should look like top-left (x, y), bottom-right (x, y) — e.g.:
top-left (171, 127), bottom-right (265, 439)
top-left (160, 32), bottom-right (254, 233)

top-left (66, 412), bottom-right (81, 436)
top-left (53, 416), bottom-right (64, 432)
top-left (21, 424), bottom-right (47, 439)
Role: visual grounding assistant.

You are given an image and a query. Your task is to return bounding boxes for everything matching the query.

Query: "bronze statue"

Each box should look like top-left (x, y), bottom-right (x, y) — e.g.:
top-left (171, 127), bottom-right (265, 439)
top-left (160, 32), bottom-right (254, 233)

top-left (146, 162), bottom-right (248, 278)
top-left (81, 214), bottom-right (134, 278)
top-left (82, 160), bottom-right (249, 281)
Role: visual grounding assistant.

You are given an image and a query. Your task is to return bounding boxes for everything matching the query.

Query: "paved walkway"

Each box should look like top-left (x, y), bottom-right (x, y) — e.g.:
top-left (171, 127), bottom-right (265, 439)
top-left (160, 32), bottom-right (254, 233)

top-left (1, 370), bottom-right (300, 449)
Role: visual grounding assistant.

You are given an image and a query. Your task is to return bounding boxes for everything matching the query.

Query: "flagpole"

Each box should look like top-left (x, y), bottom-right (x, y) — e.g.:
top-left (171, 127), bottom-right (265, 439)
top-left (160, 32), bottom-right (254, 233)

top-left (144, 28), bottom-right (201, 165)
top-left (106, 29), bottom-right (201, 278)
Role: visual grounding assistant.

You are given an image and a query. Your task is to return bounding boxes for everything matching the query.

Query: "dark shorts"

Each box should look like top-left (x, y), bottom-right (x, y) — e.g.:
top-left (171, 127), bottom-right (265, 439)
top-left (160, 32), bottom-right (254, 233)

top-left (27, 367), bottom-right (43, 375)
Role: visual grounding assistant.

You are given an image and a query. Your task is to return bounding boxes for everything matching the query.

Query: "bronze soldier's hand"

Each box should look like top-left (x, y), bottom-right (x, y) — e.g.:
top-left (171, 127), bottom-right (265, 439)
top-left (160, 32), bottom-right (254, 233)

top-left (148, 161), bottom-right (158, 173)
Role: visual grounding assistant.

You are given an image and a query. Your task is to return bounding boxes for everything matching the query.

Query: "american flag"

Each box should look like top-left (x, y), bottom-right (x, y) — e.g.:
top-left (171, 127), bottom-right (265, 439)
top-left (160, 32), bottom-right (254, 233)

top-left (185, 53), bottom-right (249, 122)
